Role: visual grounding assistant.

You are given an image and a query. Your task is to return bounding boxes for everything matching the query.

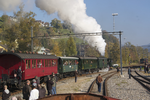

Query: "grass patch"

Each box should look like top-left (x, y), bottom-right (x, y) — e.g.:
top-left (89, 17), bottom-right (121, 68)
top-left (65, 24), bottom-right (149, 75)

top-left (74, 87), bottom-right (80, 92)
top-left (116, 80), bottom-right (128, 86)
top-left (116, 83), bottom-right (121, 86)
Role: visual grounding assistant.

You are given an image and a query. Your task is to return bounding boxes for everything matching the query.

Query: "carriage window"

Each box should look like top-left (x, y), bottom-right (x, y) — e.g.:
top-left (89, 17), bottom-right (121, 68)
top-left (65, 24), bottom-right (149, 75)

top-left (37, 60), bottom-right (42, 68)
top-left (52, 60), bottom-right (57, 66)
top-left (86, 60), bottom-right (88, 64)
top-left (26, 60), bottom-right (31, 69)
top-left (45, 60), bottom-right (48, 67)
top-left (75, 60), bottom-right (78, 65)
top-left (68, 60), bottom-right (72, 65)
top-left (42, 60), bottom-right (44, 67)
top-left (48, 60), bottom-right (51, 67)
top-left (32, 60), bottom-right (36, 68)
top-left (91, 60), bottom-right (93, 64)
top-left (71, 60), bottom-right (75, 65)
top-left (63, 60), bottom-right (68, 65)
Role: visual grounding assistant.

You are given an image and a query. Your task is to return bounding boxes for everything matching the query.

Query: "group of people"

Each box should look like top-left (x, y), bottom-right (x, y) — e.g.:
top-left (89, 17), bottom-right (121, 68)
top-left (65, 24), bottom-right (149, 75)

top-left (2, 72), bottom-right (57, 100)
top-left (23, 73), bottom-right (57, 100)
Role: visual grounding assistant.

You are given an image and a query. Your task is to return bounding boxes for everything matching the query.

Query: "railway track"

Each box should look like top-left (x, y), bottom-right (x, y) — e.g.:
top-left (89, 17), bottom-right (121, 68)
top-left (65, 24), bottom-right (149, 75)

top-left (131, 71), bottom-right (150, 91)
top-left (0, 69), bottom-right (113, 99)
top-left (87, 71), bottom-right (117, 96)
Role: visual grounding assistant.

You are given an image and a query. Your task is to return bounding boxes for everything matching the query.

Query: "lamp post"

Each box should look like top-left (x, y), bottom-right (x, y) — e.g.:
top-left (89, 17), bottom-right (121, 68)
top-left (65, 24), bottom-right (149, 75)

top-left (112, 13), bottom-right (118, 31)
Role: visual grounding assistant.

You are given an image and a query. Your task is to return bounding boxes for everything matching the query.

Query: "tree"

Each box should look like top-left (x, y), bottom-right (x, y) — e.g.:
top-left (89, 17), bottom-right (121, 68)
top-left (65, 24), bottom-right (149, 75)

top-left (50, 18), bottom-right (62, 29)
top-left (48, 27), bottom-right (56, 35)
top-left (66, 37), bottom-right (77, 56)
top-left (105, 42), bottom-right (114, 58)
top-left (58, 39), bottom-right (66, 56)
top-left (51, 42), bottom-right (62, 56)
top-left (85, 45), bottom-right (101, 57)
top-left (110, 43), bottom-right (120, 63)
top-left (4, 5), bottom-right (40, 52)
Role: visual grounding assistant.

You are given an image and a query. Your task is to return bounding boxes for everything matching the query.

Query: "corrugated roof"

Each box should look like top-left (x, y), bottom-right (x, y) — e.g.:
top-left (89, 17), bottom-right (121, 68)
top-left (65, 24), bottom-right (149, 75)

top-left (0, 53), bottom-right (59, 59)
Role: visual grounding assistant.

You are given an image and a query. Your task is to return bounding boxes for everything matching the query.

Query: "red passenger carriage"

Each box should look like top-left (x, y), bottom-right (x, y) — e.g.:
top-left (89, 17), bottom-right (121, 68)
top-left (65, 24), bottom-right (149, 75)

top-left (0, 53), bottom-right (58, 85)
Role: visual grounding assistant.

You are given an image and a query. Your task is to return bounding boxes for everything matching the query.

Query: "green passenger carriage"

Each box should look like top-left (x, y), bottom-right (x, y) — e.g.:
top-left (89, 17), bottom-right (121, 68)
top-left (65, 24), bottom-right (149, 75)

top-left (98, 57), bottom-right (108, 69)
top-left (58, 57), bottom-right (79, 78)
top-left (78, 57), bottom-right (98, 73)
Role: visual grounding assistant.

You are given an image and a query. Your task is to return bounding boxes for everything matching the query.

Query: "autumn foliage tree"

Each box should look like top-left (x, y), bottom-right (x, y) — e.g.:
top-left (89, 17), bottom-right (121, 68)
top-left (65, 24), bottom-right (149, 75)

top-left (66, 37), bottom-right (77, 56)
top-left (3, 5), bottom-right (40, 52)
top-left (51, 42), bottom-right (62, 56)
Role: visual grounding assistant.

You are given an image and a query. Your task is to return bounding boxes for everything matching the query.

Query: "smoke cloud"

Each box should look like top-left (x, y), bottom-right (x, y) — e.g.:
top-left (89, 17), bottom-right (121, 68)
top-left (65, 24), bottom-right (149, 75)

top-left (0, 0), bottom-right (22, 11)
top-left (35, 0), bottom-right (106, 55)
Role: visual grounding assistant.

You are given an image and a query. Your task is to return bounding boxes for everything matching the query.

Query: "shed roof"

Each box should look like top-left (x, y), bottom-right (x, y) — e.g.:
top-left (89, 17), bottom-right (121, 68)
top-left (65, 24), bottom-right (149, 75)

top-left (0, 53), bottom-right (59, 59)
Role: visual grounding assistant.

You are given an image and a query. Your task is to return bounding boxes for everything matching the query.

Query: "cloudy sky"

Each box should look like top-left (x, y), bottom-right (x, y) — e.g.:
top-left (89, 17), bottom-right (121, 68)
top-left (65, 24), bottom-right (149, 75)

top-left (0, 0), bottom-right (150, 46)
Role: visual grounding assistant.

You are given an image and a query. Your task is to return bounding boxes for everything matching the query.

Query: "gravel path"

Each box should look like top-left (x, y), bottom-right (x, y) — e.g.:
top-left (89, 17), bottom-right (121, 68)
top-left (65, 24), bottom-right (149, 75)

top-left (107, 69), bottom-right (150, 100)
top-left (3, 68), bottom-right (150, 100)
top-left (56, 72), bottom-right (107, 94)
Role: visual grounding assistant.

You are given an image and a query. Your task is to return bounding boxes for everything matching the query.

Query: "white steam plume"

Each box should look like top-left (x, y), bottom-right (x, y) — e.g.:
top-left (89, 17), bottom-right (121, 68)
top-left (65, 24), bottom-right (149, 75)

top-left (0, 0), bottom-right (21, 11)
top-left (35, 0), bottom-right (106, 55)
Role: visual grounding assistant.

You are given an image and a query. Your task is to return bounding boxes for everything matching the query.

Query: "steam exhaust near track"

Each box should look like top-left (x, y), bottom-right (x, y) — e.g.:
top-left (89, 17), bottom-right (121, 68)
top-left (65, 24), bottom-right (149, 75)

top-left (35, 0), bottom-right (106, 55)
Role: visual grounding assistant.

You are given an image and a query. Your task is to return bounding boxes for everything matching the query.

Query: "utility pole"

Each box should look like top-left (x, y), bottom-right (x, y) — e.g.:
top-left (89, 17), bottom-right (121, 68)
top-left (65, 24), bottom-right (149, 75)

top-left (119, 32), bottom-right (123, 75)
top-left (31, 26), bottom-right (33, 52)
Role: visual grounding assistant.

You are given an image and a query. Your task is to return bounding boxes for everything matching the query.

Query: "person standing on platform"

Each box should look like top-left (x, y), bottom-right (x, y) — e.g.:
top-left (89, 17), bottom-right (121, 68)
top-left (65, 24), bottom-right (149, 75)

top-left (29, 83), bottom-right (39, 100)
top-left (22, 80), bottom-right (31, 100)
top-left (75, 70), bottom-right (78, 83)
top-left (35, 76), bottom-right (40, 88)
top-left (128, 67), bottom-right (131, 79)
top-left (17, 66), bottom-right (24, 87)
top-left (38, 84), bottom-right (46, 98)
top-left (51, 73), bottom-right (57, 95)
top-left (46, 76), bottom-right (53, 96)
top-left (96, 74), bottom-right (103, 93)
top-left (116, 67), bottom-right (120, 77)
top-left (2, 85), bottom-right (10, 100)
top-left (145, 64), bottom-right (147, 73)
top-left (139, 66), bottom-right (142, 71)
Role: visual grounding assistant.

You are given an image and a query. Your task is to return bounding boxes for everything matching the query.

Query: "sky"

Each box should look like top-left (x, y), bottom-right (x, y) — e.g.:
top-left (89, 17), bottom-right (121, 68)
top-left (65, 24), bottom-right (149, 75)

top-left (0, 0), bottom-right (150, 46)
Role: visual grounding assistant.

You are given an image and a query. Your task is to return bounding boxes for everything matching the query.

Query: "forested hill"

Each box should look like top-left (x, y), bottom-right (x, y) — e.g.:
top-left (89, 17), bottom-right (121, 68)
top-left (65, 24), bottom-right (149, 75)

top-left (1, 6), bottom-right (148, 65)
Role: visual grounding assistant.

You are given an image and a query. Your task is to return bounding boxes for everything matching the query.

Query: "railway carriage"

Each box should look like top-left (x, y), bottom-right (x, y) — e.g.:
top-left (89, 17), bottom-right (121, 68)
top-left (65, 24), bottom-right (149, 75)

top-left (0, 52), bottom-right (111, 88)
top-left (140, 58), bottom-right (148, 64)
top-left (58, 57), bottom-right (79, 78)
top-left (0, 53), bottom-right (59, 86)
top-left (98, 57), bottom-right (108, 69)
top-left (78, 57), bottom-right (98, 73)
top-left (107, 58), bottom-right (112, 67)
